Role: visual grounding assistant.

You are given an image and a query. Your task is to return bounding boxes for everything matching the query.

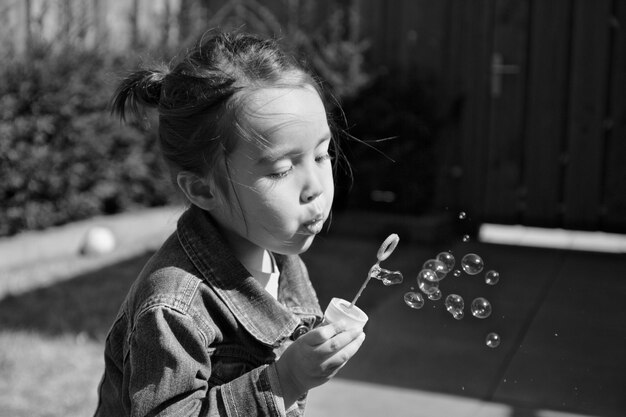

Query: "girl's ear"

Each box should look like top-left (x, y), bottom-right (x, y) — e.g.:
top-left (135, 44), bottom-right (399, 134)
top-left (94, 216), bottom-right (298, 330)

top-left (176, 171), bottom-right (220, 211)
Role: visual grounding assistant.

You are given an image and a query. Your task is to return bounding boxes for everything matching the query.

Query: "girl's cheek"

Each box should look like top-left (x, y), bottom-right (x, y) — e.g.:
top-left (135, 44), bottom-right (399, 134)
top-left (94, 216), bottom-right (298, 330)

top-left (325, 171), bottom-right (335, 194)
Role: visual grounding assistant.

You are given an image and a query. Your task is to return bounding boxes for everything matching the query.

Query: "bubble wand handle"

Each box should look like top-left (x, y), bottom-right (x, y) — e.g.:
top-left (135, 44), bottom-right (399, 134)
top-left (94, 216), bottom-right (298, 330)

top-left (350, 263), bottom-right (379, 308)
top-left (348, 234), bottom-right (399, 308)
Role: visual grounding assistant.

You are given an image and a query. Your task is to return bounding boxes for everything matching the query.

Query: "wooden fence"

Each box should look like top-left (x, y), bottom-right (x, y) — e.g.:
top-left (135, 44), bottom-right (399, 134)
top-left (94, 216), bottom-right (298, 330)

top-left (361, 0), bottom-right (626, 232)
top-left (3, 0), bottom-right (625, 232)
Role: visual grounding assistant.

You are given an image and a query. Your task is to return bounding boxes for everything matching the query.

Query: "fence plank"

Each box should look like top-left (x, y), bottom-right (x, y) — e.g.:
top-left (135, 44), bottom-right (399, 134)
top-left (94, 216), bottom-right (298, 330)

top-left (404, 0), bottom-right (446, 77)
top-left (523, 0), bottom-right (571, 227)
top-left (602, 0), bottom-right (626, 232)
top-left (361, 0), bottom-right (387, 70)
top-left (483, 0), bottom-right (529, 224)
top-left (431, 13), bottom-right (457, 226)
top-left (562, 0), bottom-right (612, 229)
top-left (454, 0), bottom-right (494, 223)
top-left (433, 0), bottom-right (463, 212)
top-left (385, 0), bottom-right (403, 72)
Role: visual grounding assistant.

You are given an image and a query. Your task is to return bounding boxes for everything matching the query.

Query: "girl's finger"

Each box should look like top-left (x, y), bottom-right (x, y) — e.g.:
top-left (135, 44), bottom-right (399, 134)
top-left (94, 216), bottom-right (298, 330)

top-left (316, 328), bottom-right (364, 354)
top-left (297, 322), bottom-right (347, 346)
top-left (321, 332), bottom-right (366, 371)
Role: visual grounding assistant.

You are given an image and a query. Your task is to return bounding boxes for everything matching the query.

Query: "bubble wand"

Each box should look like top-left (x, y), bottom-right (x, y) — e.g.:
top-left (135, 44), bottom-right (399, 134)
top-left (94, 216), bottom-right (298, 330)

top-left (349, 233), bottom-right (402, 308)
top-left (323, 233), bottom-right (402, 330)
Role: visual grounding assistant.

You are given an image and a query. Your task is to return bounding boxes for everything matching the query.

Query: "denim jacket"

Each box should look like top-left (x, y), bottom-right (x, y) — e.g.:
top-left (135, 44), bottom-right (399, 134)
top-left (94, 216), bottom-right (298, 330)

top-left (94, 205), bottom-right (324, 417)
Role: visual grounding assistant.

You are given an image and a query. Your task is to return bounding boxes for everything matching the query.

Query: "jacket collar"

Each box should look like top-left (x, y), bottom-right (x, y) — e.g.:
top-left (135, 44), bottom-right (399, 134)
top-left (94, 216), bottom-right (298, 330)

top-left (176, 205), bottom-right (322, 347)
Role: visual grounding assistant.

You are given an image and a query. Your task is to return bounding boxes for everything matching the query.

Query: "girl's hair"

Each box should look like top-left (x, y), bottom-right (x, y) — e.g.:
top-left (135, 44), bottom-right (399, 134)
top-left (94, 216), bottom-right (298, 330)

top-left (111, 31), bottom-right (336, 193)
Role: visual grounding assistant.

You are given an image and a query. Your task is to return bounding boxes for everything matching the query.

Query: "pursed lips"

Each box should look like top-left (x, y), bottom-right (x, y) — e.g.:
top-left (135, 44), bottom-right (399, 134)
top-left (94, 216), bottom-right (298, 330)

top-left (302, 214), bottom-right (325, 235)
top-left (300, 199), bottom-right (327, 235)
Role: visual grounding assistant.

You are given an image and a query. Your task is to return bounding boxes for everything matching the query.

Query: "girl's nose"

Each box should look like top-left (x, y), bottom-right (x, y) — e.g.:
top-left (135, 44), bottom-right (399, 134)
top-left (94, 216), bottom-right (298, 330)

top-left (300, 170), bottom-right (324, 204)
top-left (301, 188), bottom-right (322, 203)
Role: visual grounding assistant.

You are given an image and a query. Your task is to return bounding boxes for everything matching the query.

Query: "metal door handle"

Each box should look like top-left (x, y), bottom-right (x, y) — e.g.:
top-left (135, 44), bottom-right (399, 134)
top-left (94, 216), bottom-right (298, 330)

top-left (491, 53), bottom-right (520, 97)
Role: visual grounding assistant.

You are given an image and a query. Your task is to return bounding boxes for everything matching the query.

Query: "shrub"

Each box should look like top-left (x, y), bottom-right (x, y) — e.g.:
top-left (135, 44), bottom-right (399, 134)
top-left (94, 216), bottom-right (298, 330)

top-left (0, 46), bottom-right (175, 237)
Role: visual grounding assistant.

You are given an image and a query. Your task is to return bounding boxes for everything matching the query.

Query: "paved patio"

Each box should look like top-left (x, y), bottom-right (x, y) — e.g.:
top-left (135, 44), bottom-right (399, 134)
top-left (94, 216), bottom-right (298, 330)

top-left (303, 221), bottom-right (626, 417)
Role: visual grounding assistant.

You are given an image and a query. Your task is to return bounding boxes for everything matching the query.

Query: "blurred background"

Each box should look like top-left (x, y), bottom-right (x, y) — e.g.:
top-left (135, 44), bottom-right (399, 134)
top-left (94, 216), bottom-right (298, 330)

top-left (1, 1), bottom-right (625, 417)
top-left (2, 0), bottom-right (624, 238)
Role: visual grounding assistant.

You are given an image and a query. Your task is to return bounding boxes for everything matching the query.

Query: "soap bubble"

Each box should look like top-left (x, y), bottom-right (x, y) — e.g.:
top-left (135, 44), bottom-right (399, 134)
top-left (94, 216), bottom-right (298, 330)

top-left (471, 297), bottom-right (492, 318)
top-left (418, 278), bottom-right (439, 296)
top-left (445, 294), bottom-right (464, 310)
top-left (380, 270), bottom-right (403, 286)
top-left (445, 294), bottom-right (464, 320)
top-left (461, 253), bottom-right (484, 275)
top-left (417, 270), bottom-right (439, 295)
top-left (485, 332), bottom-right (501, 348)
top-left (449, 311), bottom-right (464, 320)
top-left (404, 292), bottom-right (425, 309)
top-left (436, 251), bottom-right (456, 272)
top-left (369, 264), bottom-right (404, 286)
top-left (485, 270), bottom-right (500, 285)
top-left (458, 211), bottom-right (467, 219)
top-left (427, 288), bottom-right (442, 300)
top-left (453, 269), bottom-right (462, 277)
top-left (462, 234), bottom-right (471, 242)
top-left (422, 259), bottom-right (448, 281)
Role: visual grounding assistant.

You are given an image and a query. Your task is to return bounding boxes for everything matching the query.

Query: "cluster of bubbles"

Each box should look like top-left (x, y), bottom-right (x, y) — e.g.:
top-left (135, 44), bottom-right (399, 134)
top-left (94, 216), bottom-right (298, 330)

top-left (402, 211), bottom-right (502, 348)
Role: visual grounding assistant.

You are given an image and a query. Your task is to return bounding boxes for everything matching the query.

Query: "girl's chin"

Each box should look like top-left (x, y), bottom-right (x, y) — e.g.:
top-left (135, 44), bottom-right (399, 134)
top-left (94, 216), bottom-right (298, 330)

top-left (295, 236), bottom-right (316, 253)
top-left (271, 234), bottom-right (317, 256)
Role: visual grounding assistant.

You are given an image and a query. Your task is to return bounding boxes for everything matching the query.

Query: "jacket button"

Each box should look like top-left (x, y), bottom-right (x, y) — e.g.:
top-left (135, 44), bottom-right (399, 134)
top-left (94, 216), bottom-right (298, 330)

top-left (290, 324), bottom-right (309, 340)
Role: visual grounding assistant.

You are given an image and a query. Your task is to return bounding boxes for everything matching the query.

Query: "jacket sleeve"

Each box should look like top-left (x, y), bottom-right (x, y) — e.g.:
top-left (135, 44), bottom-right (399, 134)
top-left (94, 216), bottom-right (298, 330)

top-left (127, 305), bottom-right (288, 417)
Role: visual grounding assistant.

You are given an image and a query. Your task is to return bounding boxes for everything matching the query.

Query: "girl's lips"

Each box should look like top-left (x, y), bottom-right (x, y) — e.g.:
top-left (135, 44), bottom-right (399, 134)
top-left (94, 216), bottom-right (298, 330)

top-left (303, 217), bottom-right (325, 235)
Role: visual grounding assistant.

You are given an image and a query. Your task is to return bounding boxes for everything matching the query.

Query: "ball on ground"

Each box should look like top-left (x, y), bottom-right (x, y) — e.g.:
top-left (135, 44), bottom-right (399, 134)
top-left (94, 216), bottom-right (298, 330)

top-left (80, 226), bottom-right (116, 255)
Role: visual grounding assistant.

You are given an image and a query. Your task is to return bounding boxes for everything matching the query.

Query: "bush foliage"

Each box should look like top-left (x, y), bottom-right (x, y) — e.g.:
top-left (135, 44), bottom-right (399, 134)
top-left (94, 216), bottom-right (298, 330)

top-left (0, 47), bottom-right (174, 237)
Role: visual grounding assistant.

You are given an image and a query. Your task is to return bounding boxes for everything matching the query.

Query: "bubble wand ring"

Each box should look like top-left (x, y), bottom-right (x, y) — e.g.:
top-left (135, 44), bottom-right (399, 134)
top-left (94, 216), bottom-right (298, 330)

top-left (350, 233), bottom-right (400, 307)
top-left (376, 233), bottom-right (399, 262)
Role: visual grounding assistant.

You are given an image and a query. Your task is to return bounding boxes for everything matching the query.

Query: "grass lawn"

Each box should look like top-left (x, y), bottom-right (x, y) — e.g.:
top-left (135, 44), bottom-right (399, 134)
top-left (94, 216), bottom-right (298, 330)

top-left (0, 252), bottom-right (154, 416)
top-left (0, 331), bottom-right (102, 416)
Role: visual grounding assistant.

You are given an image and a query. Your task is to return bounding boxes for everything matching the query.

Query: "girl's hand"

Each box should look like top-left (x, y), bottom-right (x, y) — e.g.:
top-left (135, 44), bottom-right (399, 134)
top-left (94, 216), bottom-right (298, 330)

top-left (275, 322), bottom-right (366, 406)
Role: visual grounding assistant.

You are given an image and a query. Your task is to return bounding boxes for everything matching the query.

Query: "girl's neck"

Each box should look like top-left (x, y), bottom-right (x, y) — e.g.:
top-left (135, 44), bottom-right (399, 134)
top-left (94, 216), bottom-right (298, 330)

top-left (239, 247), bottom-right (275, 275)
top-left (215, 220), bottom-right (273, 274)
top-left (225, 232), bottom-right (279, 298)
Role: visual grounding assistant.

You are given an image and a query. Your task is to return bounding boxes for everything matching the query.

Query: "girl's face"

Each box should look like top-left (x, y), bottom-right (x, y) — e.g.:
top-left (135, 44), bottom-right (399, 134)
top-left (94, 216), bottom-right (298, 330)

top-left (211, 87), bottom-right (334, 258)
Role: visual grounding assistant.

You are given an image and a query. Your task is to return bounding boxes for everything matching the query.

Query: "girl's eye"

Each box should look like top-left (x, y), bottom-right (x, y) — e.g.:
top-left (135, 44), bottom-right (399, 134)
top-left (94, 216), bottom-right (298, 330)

top-left (266, 152), bottom-right (330, 180)
top-left (267, 166), bottom-right (293, 179)
top-left (316, 153), bottom-right (332, 163)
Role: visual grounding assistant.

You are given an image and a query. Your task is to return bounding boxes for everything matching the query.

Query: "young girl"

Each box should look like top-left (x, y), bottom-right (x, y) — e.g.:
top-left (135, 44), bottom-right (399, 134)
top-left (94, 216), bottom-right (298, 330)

top-left (94, 31), bottom-right (365, 417)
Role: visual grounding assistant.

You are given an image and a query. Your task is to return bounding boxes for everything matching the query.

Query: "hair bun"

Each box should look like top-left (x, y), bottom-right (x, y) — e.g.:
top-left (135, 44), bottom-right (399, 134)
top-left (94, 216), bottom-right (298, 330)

top-left (136, 68), bottom-right (167, 106)
top-left (111, 66), bottom-right (169, 121)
